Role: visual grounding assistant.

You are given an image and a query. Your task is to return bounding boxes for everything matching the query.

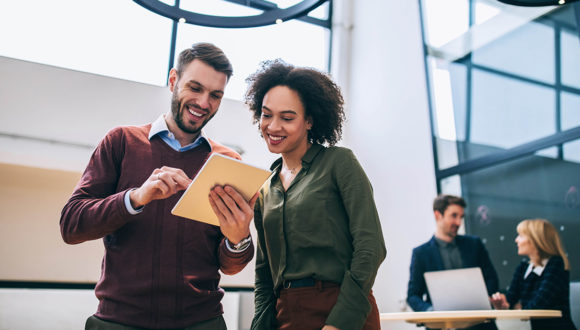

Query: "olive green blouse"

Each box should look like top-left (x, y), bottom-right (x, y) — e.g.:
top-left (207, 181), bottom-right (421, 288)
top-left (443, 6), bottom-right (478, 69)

top-left (251, 144), bottom-right (387, 330)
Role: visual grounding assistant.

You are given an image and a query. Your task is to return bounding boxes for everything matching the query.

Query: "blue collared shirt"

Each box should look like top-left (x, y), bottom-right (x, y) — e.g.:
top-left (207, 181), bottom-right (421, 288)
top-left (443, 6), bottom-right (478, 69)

top-left (124, 114), bottom-right (211, 214)
top-left (148, 114), bottom-right (211, 152)
top-left (124, 116), bottom-right (250, 253)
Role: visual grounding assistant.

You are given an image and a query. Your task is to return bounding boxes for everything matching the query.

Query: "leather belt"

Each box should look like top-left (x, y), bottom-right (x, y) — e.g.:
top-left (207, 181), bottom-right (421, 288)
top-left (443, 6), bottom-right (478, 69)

top-left (282, 277), bottom-right (316, 289)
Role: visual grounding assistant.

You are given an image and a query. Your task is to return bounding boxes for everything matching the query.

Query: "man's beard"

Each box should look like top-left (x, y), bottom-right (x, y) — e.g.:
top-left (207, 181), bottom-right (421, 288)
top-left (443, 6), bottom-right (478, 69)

top-left (447, 227), bottom-right (459, 238)
top-left (170, 91), bottom-right (214, 135)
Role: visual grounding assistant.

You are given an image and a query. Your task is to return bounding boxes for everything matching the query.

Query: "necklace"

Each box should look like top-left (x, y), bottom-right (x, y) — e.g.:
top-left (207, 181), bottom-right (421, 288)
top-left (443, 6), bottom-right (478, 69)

top-left (284, 164), bottom-right (299, 175)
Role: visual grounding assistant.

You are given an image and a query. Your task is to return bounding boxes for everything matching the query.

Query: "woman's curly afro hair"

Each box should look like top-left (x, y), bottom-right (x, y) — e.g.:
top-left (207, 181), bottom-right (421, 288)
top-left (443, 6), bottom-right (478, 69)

top-left (244, 59), bottom-right (345, 146)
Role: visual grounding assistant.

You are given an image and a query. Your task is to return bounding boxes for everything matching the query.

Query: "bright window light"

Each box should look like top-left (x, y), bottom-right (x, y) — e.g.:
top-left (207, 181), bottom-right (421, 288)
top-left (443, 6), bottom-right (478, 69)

top-left (430, 58), bottom-right (458, 141)
top-left (423, 0), bottom-right (469, 48)
top-left (0, 0), bottom-right (329, 99)
top-left (475, 0), bottom-right (502, 25)
top-left (175, 19), bottom-right (329, 100)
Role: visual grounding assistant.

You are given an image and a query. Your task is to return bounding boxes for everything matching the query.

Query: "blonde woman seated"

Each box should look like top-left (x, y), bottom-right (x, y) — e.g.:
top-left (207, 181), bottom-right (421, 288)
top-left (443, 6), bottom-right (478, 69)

top-left (490, 219), bottom-right (577, 330)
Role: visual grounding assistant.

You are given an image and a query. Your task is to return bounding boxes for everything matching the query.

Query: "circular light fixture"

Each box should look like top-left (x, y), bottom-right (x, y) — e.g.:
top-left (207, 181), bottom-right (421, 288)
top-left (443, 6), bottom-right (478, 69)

top-left (496, 0), bottom-right (578, 5)
top-left (133, 0), bottom-right (328, 28)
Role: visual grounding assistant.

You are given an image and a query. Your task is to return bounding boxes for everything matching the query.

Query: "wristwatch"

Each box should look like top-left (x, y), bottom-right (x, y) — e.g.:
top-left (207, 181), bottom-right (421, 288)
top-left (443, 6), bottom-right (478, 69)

top-left (230, 235), bottom-right (252, 251)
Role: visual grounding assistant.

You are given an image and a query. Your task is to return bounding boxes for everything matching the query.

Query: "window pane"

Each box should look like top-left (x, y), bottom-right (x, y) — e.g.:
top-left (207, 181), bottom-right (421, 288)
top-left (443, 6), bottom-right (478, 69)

top-left (0, 0), bottom-right (173, 86)
top-left (421, 0), bottom-right (469, 48)
top-left (435, 138), bottom-right (460, 170)
top-left (266, 0), bottom-right (329, 18)
top-left (179, 1), bottom-right (328, 21)
top-left (561, 30), bottom-right (580, 89)
top-left (180, 0), bottom-right (261, 16)
top-left (562, 91), bottom-right (580, 131)
top-left (175, 20), bottom-right (329, 100)
top-left (271, 0), bottom-right (305, 8)
top-left (472, 21), bottom-right (555, 84)
top-left (535, 146), bottom-right (558, 159)
top-left (474, 0), bottom-right (501, 25)
top-left (307, 2), bottom-right (329, 20)
top-left (562, 92), bottom-right (580, 163)
top-left (470, 69), bottom-right (556, 150)
top-left (564, 140), bottom-right (580, 164)
top-left (440, 175), bottom-right (463, 196)
top-left (460, 146), bottom-right (580, 288)
top-left (427, 57), bottom-right (467, 142)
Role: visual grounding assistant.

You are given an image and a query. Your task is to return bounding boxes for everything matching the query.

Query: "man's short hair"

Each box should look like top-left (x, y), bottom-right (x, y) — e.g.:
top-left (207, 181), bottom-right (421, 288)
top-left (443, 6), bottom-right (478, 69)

top-left (433, 194), bottom-right (466, 215)
top-left (176, 42), bottom-right (233, 80)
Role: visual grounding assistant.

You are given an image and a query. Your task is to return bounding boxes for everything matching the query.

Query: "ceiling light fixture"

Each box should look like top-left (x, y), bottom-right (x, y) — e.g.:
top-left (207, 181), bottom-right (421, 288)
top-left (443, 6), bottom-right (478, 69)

top-left (133, 0), bottom-right (327, 28)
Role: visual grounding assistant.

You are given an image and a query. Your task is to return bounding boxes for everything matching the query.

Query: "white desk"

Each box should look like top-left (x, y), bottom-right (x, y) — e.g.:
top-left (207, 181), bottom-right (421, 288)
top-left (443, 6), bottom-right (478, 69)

top-left (380, 309), bottom-right (562, 329)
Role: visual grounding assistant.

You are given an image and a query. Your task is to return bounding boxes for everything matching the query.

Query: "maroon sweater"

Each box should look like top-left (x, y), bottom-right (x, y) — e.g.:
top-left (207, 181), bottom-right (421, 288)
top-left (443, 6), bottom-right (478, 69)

top-left (60, 124), bottom-right (254, 329)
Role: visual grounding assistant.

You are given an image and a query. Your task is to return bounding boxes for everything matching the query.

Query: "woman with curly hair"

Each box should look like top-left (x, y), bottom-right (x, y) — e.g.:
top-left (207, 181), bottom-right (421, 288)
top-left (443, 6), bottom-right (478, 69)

top-left (245, 59), bottom-right (386, 330)
top-left (491, 219), bottom-right (576, 330)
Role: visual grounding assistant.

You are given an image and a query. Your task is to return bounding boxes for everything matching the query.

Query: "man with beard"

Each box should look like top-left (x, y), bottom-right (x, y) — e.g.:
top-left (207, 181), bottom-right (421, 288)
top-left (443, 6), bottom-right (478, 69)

top-left (406, 194), bottom-right (499, 330)
top-left (60, 43), bottom-right (255, 330)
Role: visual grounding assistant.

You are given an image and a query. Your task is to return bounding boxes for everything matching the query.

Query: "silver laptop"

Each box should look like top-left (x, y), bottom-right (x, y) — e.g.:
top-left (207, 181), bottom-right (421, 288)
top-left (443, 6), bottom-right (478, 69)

top-left (424, 267), bottom-right (492, 311)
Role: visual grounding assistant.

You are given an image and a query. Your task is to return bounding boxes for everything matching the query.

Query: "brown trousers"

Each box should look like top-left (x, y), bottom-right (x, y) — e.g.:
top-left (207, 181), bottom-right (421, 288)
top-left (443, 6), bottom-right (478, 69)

top-left (276, 281), bottom-right (380, 330)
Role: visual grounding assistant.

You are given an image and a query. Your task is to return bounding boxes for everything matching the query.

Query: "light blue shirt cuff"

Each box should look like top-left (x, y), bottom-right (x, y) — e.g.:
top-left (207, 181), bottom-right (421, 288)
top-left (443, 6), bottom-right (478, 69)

top-left (124, 189), bottom-right (144, 215)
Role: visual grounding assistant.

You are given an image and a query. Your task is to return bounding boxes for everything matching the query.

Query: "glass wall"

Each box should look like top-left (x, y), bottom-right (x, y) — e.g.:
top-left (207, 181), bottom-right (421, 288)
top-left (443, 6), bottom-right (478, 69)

top-left (0, 0), bottom-right (330, 100)
top-left (0, 0), bottom-right (173, 86)
top-left (420, 0), bottom-right (580, 287)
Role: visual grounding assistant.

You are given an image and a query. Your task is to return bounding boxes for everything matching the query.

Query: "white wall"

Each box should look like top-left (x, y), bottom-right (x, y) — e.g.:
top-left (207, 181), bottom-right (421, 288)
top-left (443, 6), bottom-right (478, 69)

top-left (0, 55), bottom-right (276, 173)
top-left (0, 55), bottom-right (274, 287)
top-left (336, 1), bottom-right (439, 328)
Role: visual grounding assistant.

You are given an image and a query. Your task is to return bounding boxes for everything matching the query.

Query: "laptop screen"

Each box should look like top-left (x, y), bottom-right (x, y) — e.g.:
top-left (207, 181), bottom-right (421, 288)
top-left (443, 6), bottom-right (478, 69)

top-left (424, 267), bottom-right (492, 311)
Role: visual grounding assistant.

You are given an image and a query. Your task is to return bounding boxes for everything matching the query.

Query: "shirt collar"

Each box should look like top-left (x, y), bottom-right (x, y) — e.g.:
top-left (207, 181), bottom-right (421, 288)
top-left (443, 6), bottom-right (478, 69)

top-left (149, 114), bottom-right (170, 140)
top-left (148, 114), bottom-right (210, 151)
top-left (270, 143), bottom-right (325, 171)
top-left (524, 258), bottom-right (549, 279)
top-left (434, 236), bottom-right (457, 248)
